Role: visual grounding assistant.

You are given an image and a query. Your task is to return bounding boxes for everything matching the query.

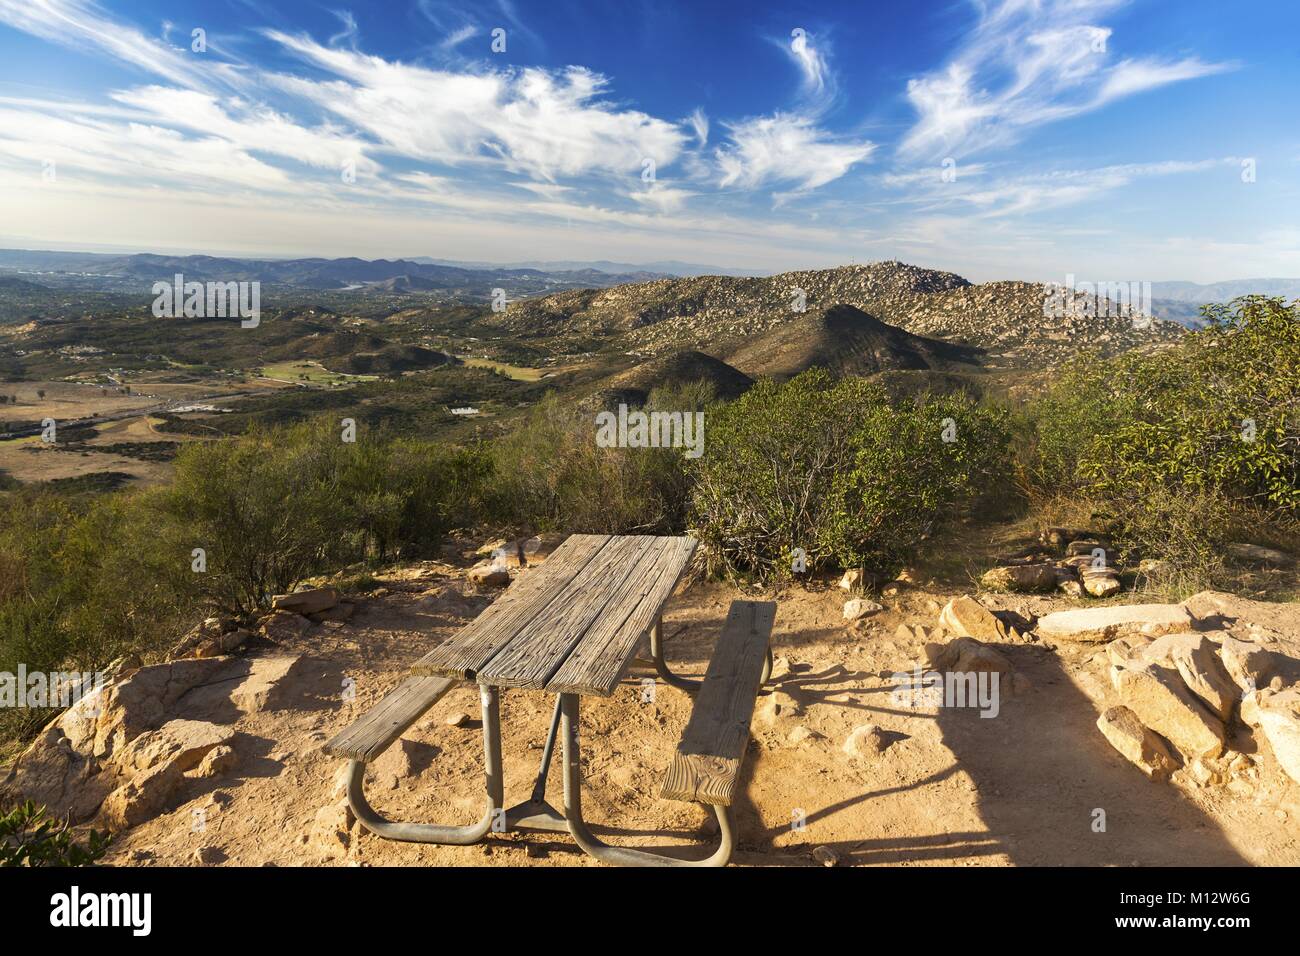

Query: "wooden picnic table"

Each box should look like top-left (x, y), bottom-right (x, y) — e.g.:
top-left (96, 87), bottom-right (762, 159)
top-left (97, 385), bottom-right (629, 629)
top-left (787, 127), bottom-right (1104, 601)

top-left (409, 533), bottom-right (696, 694)
top-left (324, 533), bottom-right (775, 867)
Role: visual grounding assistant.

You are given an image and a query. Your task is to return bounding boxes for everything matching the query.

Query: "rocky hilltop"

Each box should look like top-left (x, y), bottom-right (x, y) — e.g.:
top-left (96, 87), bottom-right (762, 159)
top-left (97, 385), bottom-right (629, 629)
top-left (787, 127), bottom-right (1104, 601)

top-left (493, 261), bottom-right (1183, 367)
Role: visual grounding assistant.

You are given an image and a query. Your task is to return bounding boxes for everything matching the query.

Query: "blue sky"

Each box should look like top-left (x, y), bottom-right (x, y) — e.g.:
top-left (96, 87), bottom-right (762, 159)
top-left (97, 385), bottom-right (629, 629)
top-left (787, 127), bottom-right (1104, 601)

top-left (0, 0), bottom-right (1297, 281)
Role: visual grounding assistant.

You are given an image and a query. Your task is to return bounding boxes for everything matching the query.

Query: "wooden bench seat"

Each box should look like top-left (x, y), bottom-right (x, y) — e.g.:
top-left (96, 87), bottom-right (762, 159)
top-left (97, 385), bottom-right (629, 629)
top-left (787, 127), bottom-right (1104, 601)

top-left (660, 600), bottom-right (776, 806)
top-left (323, 675), bottom-right (456, 763)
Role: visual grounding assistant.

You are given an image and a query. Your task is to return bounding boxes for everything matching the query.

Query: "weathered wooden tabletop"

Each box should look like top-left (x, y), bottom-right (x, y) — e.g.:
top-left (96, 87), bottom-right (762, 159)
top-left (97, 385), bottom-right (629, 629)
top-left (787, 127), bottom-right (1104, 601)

top-left (410, 534), bottom-right (697, 696)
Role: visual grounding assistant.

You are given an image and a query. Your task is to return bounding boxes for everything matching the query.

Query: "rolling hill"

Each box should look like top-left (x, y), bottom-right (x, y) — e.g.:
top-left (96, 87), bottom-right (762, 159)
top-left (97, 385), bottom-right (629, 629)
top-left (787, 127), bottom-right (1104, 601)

top-left (588, 350), bottom-right (754, 408)
top-left (724, 304), bottom-right (983, 380)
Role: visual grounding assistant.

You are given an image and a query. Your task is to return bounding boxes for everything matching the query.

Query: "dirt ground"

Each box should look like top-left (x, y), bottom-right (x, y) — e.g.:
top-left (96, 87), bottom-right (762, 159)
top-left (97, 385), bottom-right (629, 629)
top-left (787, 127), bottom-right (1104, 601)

top-left (99, 563), bottom-right (1300, 868)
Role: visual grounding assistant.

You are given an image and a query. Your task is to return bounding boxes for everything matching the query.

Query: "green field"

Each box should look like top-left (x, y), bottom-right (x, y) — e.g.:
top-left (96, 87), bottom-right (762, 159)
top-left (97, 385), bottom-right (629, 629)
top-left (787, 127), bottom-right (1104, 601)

top-left (259, 361), bottom-right (377, 386)
top-left (458, 356), bottom-right (560, 382)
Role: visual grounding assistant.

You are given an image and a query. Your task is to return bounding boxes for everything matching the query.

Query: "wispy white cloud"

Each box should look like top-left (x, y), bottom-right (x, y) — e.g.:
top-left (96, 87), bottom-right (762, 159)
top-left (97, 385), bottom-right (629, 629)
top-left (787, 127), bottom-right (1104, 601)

top-left (264, 31), bottom-right (686, 182)
top-left (0, 0), bottom-right (243, 90)
top-left (327, 9), bottom-right (359, 49)
top-left (900, 0), bottom-right (1234, 159)
top-left (686, 108), bottom-right (709, 148)
top-left (718, 29), bottom-right (872, 192)
top-left (884, 157), bottom-right (1237, 217)
top-left (717, 113), bottom-right (874, 191)
top-left (785, 27), bottom-right (831, 98)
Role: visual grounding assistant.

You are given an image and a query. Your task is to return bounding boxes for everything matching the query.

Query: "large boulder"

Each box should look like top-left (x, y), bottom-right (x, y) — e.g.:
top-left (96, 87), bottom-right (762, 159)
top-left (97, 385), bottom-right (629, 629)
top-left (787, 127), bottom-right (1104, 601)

top-left (99, 719), bottom-right (236, 829)
top-left (980, 564), bottom-right (1057, 593)
top-left (1219, 636), bottom-right (1284, 693)
top-left (1096, 705), bottom-right (1178, 780)
top-left (1135, 633), bottom-right (1238, 721)
top-left (938, 595), bottom-right (1011, 642)
top-left (1111, 661), bottom-right (1225, 760)
top-left (1036, 604), bottom-right (1194, 643)
top-left (1, 653), bottom-right (299, 826)
top-left (92, 657), bottom-right (243, 759)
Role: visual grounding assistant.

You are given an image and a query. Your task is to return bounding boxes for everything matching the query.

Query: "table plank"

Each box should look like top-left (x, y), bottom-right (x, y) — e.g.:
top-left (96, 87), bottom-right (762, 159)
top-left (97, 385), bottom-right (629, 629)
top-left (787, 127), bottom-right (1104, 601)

top-left (410, 534), bottom-right (611, 680)
top-left (476, 535), bottom-right (671, 690)
top-left (547, 536), bottom-right (697, 696)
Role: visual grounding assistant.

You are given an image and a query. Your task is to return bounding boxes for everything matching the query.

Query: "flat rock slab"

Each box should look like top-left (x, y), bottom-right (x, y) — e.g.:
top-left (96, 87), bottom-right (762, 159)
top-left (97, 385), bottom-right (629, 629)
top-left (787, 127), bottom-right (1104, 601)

top-left (1037, 604), bottom-right (1194, 643)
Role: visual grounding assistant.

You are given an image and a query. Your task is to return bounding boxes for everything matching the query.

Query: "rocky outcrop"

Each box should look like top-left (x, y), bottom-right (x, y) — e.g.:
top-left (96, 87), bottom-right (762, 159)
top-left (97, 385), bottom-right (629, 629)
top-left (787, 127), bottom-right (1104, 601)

top-left (0, 652), bottom-right (304, 826)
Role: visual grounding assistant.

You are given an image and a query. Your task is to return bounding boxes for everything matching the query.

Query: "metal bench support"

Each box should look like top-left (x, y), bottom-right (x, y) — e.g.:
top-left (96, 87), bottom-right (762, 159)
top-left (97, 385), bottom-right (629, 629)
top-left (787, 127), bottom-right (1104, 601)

top-left (345, 685), bottom-right (504, 845)
top-left (559, 693), bottom-right (734, 867)
top-left (650, 614), bottom-right (771, 693)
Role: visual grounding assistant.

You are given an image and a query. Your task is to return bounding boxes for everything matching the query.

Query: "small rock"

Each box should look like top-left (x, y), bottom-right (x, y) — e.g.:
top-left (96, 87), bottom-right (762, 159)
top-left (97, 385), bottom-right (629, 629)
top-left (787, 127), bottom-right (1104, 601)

top-left (787, 725), bottom-right (822, 745)
top-left (938, 595), bottom-right (1011, 642)
top-left (192, 744), bottom-right (238, 779)
top-left (812, 845), bottom-right (839, 867)
top-left (980, 564), bottom-right (1057, 593)
top-left (193, 845), bottom-right (225, 866)
top-left (924, 636), bottom-right (1013, 675)
top-left (467, 562), bottom-right (510, 589)
top-left (842, 723), bottom-right (889, 757)
top-left (758, 690), bottom-right (802, 726)
top-left (838, 569), bottom-right (864, 591)
top-left (843, 598), bottom-right (883, 621)
top-left (445, 712), bottom-right (473, 728)
top-left (1082, 571), bottom-right (1122, 598)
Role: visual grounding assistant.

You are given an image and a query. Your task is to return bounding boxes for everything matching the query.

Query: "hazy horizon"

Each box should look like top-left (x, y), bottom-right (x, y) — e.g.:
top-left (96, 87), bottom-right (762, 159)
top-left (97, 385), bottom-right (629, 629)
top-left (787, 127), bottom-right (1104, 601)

top-left (2, 1), bottom-right (1298, 283)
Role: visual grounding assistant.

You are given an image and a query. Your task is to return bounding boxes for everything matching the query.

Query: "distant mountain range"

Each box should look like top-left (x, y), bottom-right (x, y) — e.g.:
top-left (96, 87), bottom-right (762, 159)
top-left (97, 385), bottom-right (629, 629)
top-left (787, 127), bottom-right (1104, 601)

top-left (0, 249), bottom-right (668, 299)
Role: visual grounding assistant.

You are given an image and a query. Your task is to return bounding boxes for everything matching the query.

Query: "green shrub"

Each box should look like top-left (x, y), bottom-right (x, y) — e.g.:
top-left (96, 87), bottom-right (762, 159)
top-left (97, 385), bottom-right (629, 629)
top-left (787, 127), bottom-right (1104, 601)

top-left (487, 386), bottom-right (704, 535)
top-left (0, 801), bottom-right (110, 866)
top-left (0, 489), bottom-right (196, 744)
top-left (1028, 296), bottom-right (1300, 582)
top-left (163, 419), bottom-right (495, 615)
top-left (689, 369), bottom-right (1010, 580)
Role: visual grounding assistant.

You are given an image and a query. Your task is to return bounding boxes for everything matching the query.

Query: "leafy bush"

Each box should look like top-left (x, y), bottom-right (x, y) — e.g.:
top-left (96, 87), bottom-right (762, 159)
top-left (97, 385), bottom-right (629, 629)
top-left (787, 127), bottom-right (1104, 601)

top-left (487, 385), bottom-right (706, 535)
top-left (163, 419), bottom-right (495, 615)
top-left (0, 489), bottom-right (196, 743)
top-left (0, 801), bottom-right (110, 866)
top-left (1034, 297), bottom-right (1298, 512)
top-left (689, 369), bottom-right (1010, 579)
top-left (1028, 296), bottom-right (1300, 584)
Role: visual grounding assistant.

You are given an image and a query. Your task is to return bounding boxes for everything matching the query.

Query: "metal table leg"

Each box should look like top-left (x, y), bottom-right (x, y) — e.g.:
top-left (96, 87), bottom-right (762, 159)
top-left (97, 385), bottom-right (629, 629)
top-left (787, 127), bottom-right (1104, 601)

top-left (560, 693), bottom-right (734, 867)
top-left (346, 684), bottom-right (504, 845)
top-left (650, 615), bottom-right (771, 693)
